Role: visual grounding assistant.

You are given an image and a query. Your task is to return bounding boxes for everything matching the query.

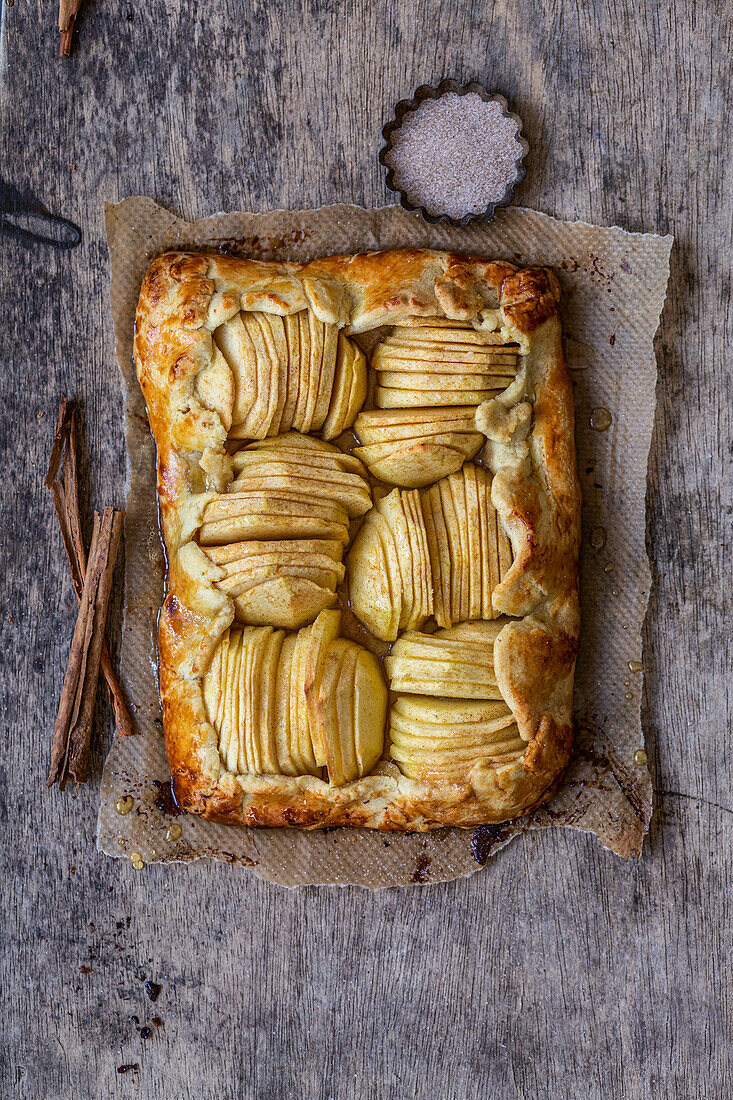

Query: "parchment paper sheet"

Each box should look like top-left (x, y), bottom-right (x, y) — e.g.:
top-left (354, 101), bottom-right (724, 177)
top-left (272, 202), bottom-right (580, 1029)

top-left (98, 199), bottom-right (672, 887)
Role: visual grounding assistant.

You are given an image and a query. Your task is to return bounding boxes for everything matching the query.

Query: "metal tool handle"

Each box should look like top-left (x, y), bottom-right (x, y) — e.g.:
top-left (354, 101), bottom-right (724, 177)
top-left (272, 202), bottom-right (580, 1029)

top-left (0, 178), bottom-right (81, 249)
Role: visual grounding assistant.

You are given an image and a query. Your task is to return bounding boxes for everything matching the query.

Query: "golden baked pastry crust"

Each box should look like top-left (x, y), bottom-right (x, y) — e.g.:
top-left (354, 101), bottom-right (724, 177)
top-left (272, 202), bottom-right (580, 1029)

top-left (134, 248), bottom-right (580, 830)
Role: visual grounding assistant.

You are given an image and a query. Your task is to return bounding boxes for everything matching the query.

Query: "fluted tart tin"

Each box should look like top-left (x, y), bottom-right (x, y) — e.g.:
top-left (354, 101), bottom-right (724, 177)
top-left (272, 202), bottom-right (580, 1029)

top-left (379, 80), bottom-right (529, 228)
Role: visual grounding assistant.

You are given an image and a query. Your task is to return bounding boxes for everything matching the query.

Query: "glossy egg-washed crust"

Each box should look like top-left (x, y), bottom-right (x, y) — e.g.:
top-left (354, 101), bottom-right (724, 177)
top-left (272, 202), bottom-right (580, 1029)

top-left (134, 248), bottom-right (580, 830)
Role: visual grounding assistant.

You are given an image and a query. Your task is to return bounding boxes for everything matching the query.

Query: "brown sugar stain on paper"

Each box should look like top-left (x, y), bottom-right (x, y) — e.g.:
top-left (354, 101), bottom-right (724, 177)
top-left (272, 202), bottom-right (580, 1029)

top-left (98, 199), bottom-right (671, 887)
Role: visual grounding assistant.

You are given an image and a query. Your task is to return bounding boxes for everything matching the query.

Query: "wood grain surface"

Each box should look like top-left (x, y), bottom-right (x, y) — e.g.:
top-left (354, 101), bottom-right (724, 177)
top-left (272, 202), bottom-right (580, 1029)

top-left (0, 1), bottom-right (730, 1096)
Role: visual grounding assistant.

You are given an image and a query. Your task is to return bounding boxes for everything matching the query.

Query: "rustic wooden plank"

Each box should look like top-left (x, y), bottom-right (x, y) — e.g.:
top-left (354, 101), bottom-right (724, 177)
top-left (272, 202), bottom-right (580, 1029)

top-left (0, 0), bottom-right (730, 1096)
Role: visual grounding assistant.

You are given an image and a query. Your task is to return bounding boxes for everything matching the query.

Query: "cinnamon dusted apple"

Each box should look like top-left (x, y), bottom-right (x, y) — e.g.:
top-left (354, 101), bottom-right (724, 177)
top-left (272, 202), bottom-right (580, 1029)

top-left (202, 611), bottom-right (387, 786)
top-left (199, 434), bottom-right (371, 628)
top-left (353, 407), bottom-right (483, 487)
top-left (203, 625), bottom-right (286, 776)
top-left (385, 620), bottom-right (506, 699)
top-left (347, 486), bottom-right (433, 641)
top-left (211, 310), bottom-right (367, 439)
top-left (229, 432), bottom-right (372, 518)
top-left (388, 696), bottom-right (526, 784)
top-left (321, 334), bottom-right (368, 441)
top-left (371, 318), bottom-right (518, 410)
top-left (421, 463), bottom-right (513, 627)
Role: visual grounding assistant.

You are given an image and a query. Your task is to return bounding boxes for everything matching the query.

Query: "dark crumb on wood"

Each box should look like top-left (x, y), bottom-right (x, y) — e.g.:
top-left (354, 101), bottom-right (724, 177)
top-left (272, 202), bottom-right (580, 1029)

top-left (144, 980), bottom-right (162, 1001)
top-left (117, 1064), bottom-right (139, 1075)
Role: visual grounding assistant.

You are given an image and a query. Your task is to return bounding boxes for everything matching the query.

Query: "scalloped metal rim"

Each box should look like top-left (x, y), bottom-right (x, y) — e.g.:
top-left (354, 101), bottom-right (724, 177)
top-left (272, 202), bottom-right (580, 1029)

top-left (379, 79), bottom-right (529, 229)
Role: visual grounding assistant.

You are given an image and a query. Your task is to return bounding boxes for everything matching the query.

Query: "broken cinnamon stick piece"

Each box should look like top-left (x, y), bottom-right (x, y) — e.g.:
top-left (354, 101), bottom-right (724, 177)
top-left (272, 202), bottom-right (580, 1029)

top-left (59, 0), bottom-right (83, 58)
top-left (44, 395), bottom-right (71, 490)
top-left (45, 397), bottom-right (136, 739)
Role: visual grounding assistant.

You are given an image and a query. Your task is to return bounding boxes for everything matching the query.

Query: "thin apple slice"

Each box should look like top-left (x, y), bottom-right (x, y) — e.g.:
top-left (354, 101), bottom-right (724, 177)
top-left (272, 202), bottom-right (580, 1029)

top-left (439, 619), bottom-right (505, 645)
top-left (422, 483), bottom-right (451, 628)
top-left (241, 312), bottom-right (277, 438)
top-left (386, 623), bottom-right (503, 699)
top-left (478, 471), bottom-right (499, 618)
top-left (206, 490), bottom-right (349, 523)
top-left (313, 321), bottom-right (339, 430)
top-left (437, 478), bottom-right (461, 623)
top-left (342, 340), bottom-right (368, 430)
top-left (257, 628), bottom-right (283, 773)
top-left (376, 370), bottom-right (500, 393)
top-left (232, 441), bottom-right (367, 477)
top-left (386, 653), bottom-right (495, 683)
top-left (303, 609), bottom-right (342, 767)
top-left (221, 627), bottom-right (244, 774)
top-left (300, 311), bottom-right (323, 432)
top-left (195, 346), bottom-right (235, 431)
top-left (220, 563), bottom-right (342, 600)
top-left (243, 430), bottom-right (337, 452)
top-left (346, 512), bottom-right (397, 642)
top-left (274, 633), bottom-right (298, 775)
top-left (393, 696), bottom-right (510, 725)
top-left (280, 314), bottom-right (301, 432)
top-left (497, 516), bottom-right (513, 581)
top-left (461, 465), bottom-right (482, 621)
top-left (297, 622), bottom-right (322, 775)
top-left (395, 317), bottom-right (475, 330)
top-left (378, 489), bottom-right (414, 631)
top-left (262, 314), bottom-right (289, 435)
top-left (356, 405), bottom-right (478, 429)
top-left (312, 638), bottom-right (352, 786)
top-left (390, 712), bottom-right (518, 744)
top-left (357, 441), bottom-right (468, 489)
top-left (387, 674), bottom-right (501, 701)
top-left (375, 386), bottom-right (498, 408)
top-left (355, 417), bottom-right (477, 445)
top-left (202, 641), bottom-right (224, 725)
top-left (233, 577), bottom-right (337, 630)
top-left (200, 513), bottom-right (349, 545)
top-left (321, 336), bottom-right (368, 440)
top-left (389, 716), bottom-right (518, 751)
top-left (216, 550), bottom-right (345, 579)
top-left (421, 488), bottom-right (445, 627)
top-left (332, 641), bottom-right (359, 786)
top-left (242, 627), bottom-right (266, 773)
top-left (352, 648), bottom-right (388, 777)
top-left (291, 311), bottom-right (311, 432)
top-left (229, 462), bottom-right (371, 516)
top-left (289, 623), bottom-right (315, 774)
top-left (377, 354), bottom-right (518, 376)
top-left (253, 313), bottom-right (282, 436)
top-left (321, 334), bottom-right (352, 441)
top-left (204, 538), bottom-right (343, 566)
top-left (375, 344), bottom-right (518, 368)
top-left (403, 489), bottom-right (433, 628)
top-left (214, 313), bottom-right (258, 429)
top-left (401, 490), bottom-right (425, 626)
top-left (449, 469), bottom-right (471, 623)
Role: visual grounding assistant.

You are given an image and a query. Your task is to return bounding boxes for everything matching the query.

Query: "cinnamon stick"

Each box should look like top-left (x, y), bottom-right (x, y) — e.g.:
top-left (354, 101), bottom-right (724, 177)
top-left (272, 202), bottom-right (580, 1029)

top-left (58, 0), bottom-right (83, 58)
top-left (45, 398), bottom-right (136, 742)
top-left (48, 507), bottom-right (124, 787)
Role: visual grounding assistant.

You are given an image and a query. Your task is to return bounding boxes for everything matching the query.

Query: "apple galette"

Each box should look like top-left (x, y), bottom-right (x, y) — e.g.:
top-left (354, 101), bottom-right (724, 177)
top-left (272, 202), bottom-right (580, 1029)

top-left (134, 248), bottom-right (580, 829)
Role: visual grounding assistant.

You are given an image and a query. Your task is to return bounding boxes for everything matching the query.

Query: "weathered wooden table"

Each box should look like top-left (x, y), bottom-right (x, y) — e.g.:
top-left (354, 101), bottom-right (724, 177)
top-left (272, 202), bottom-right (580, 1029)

top-left (1, 2), bottom-right (730, 1096)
